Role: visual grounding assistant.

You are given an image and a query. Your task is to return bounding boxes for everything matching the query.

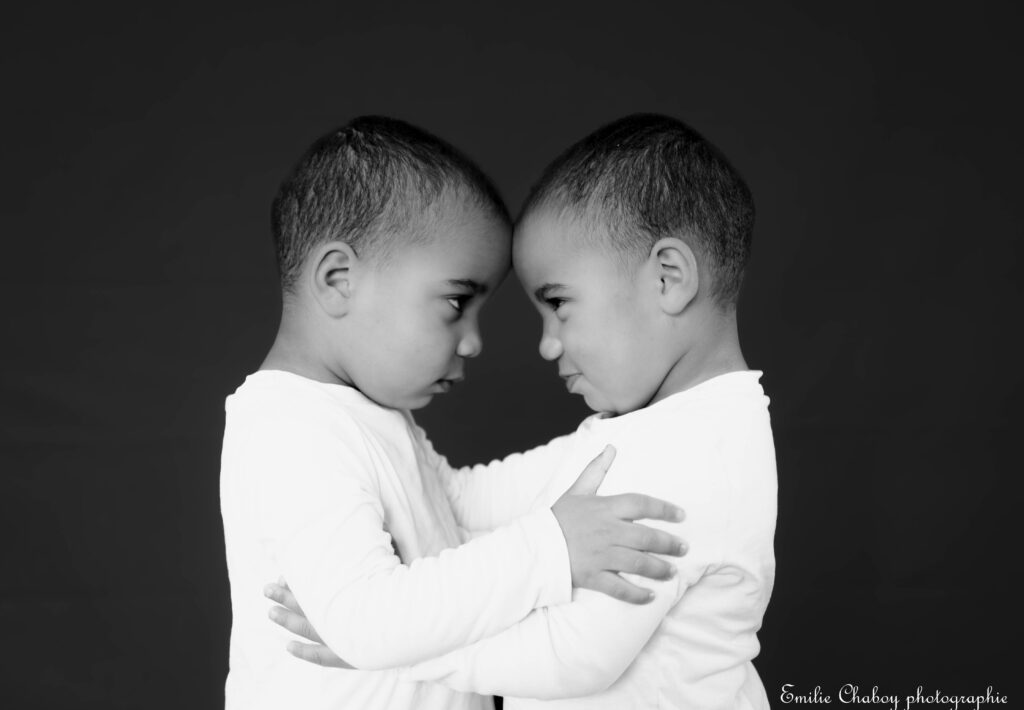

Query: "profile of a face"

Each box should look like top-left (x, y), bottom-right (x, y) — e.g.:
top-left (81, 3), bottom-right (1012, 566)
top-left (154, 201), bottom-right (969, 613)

top-left (513, 210), bottom-right (675, 416)
top-left (339, 203), bottom-right (511, 410)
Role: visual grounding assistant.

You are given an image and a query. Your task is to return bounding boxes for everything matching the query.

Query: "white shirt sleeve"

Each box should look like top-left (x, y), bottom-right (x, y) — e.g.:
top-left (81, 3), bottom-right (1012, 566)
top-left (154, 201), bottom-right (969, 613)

top-left (249, 409), bottom-right (572, 671)
top-left (414, 425), bottom-right (580, 533)
top-left (400, 569), bottom-right (684, 699)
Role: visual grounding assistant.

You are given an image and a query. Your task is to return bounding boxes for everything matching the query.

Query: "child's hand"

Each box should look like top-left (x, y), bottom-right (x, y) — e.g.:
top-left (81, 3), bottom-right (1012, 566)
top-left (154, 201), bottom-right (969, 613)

top-left (552, 445), bottom-right (687, 604)
top-left (264, 580), bottom-right (354, 669)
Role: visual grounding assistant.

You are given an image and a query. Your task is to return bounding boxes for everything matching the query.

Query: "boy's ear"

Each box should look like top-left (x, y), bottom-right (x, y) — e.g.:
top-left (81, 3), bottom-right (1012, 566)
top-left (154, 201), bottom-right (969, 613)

top-left (310, 241), bottom-right (358, 317)
top-left (649, 237), bottom-right (698, 315)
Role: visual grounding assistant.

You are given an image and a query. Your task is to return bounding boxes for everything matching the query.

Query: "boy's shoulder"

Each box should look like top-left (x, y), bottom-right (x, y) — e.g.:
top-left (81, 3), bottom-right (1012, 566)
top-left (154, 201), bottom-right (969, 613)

top-left (593, 370), bottom-right (775, 498)
top-left (223, 370), bottom-right (359, 443)
top-left (591, 372), bottom-right (775, 565)
top-left (229, 368), bottom-right (342, 404)
top-left (227, 370), bottom-right (348, 429)
top-left (224, 370), bottom-right (416, 461)
top-left (228, 370), bottom-right (384, 420)
top-left (600, 370), bottom-right (770, 444)
top-left (658, 370), bottom-right (774, 475)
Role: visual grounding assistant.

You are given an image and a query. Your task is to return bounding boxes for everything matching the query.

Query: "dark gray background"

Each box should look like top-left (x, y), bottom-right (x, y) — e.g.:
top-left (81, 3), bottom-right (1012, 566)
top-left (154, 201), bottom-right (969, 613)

top-left (2, 2), bottom-right (1019, 707)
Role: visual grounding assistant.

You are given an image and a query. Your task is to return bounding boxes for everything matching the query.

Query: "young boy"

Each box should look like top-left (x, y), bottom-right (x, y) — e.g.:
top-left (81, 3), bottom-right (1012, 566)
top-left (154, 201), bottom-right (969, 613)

top-left (271, 113), bottom-right (777, 709)
top-left (219, 116), bottom-right (688, 710)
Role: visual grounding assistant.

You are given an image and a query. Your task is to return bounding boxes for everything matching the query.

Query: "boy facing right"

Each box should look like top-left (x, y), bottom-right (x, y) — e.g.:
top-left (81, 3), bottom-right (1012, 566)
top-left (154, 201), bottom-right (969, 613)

top-left (274, 114), bottom-right (777, 709)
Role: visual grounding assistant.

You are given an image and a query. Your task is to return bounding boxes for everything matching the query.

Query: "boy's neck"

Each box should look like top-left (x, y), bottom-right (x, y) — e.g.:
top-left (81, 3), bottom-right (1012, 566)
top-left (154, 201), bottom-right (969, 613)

top-left (260, 304), bottom-right (352, 387)
top-left (649, 307), bottom-right (747, 407)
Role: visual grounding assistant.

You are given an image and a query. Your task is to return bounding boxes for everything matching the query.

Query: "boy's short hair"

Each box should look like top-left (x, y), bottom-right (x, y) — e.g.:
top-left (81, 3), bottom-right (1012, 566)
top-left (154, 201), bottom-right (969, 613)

top-left (272, 115), bottom-right (510, 292)
top-left (520, 113), bottom-right (754, 307)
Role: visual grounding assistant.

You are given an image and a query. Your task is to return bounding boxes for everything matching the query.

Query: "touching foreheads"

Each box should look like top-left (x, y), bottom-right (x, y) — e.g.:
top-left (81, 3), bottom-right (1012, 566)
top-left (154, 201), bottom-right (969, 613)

top-left (271, 116), bottom-right (510, 292)
top-left (519, 114), bottom-right (755, 307)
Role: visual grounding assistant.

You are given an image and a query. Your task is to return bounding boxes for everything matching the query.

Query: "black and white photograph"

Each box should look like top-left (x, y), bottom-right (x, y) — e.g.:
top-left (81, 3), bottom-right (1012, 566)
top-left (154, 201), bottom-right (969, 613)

top-left (1, 3), bottom-right (1018, 709)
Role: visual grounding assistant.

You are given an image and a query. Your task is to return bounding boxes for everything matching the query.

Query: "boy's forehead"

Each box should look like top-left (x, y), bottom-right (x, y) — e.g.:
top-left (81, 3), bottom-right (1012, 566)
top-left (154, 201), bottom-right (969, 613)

top-left (421, 194), bottom-right (503, 236)
top-left (514, 209), bottom-right (597, 273)
top-left (516, 209), bottom-right (569, 250)
top-left (410, 194), bottom-right (507, 245)
top-left (406, 205), bottom-right (511, 280)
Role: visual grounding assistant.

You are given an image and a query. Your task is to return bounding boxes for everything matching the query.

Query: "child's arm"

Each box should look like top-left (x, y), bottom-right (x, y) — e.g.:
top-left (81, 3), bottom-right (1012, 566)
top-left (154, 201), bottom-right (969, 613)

top-left (413, 424), bottom-right (579, 533)
top-left (271, 550), bottom-right (690, 698)
top-left (399, 572), bottom-right (682, 698)
top-left (255, 414), bottom-right (685, 672)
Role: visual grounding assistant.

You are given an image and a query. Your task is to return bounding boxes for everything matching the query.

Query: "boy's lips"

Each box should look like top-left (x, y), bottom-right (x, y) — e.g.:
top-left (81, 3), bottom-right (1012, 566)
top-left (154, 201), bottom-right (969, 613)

top-left (432, 380), bottom-right (454, 393)
top-left (560, 372), bottom-right (582, 392)
top-left (432, 375), bottom-right (464, 393)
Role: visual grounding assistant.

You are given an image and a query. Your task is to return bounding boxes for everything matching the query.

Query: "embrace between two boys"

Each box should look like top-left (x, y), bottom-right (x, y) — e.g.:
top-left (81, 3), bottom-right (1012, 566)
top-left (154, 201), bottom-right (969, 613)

top-left (220, 113), bottom-right (776, 709)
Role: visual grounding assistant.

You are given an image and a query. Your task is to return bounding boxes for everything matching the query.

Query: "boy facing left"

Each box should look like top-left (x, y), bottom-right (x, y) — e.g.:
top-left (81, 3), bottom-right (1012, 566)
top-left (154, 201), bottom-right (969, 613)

top-left (219, 117), bottom-right (687, 710)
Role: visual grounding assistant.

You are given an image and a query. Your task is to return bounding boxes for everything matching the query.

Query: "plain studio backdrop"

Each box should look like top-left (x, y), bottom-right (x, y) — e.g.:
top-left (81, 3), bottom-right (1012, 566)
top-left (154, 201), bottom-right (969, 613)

top-left (1, 2), bottom-right (1019, 707)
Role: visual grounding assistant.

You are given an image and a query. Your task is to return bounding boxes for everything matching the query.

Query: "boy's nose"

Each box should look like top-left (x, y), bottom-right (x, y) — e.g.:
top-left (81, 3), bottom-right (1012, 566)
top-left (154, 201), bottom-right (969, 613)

top-left (456, 328), bottom-right (483, 359)
top-left (538, 332), bottom-right (563, 361)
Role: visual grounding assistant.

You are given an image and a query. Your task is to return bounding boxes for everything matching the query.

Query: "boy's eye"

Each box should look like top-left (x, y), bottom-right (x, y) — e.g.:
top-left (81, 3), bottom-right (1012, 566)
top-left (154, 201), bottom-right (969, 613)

top-left (447, 295), bottom-right (471, 313)
top-left (546, 297), bottom-right (566, 312)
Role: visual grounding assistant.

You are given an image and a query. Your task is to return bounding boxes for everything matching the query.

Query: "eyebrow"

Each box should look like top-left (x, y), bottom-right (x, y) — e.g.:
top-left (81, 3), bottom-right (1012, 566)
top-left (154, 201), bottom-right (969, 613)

top-left (446, 278), bottom-right (488, 295)
top-left (533, 283), bottom-right (567, 302)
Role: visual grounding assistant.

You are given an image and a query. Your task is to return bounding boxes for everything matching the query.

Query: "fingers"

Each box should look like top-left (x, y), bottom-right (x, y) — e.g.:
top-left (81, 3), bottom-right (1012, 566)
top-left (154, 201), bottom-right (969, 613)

top-left (287, 640), bottom-right (329, 666)
top-left (566, 445), bottom-right (616, 496)
top-left (584, 570), bottom-right (658, 605)
top-left (266, 578), bottom-right (353, 669)
top-left (607, 493), bottom-right (685, 523)
top-left (602, 547), bottom-right (677, 580)
top-left (268, 604), bottom-right (325, 644)
top-left (286, 641), bottom-right (352, 669)
top-left (618, 521), bottom-right (688, 556)
top-left (264, 582), bottom-right (305, 614)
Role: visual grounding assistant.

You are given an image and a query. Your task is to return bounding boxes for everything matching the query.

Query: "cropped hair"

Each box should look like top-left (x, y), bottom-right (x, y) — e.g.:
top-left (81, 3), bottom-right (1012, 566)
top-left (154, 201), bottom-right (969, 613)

top-left (271, 116), bottom-right (510, 291)
top-left (521, 113), bottom-right (755, 306)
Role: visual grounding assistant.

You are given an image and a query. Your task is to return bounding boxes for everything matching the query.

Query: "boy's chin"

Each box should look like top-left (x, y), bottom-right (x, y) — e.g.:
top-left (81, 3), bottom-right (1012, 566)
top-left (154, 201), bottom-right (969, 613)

top-left (581, 390), bottom-right (643, 417)
top-left (580, 391), bottom-right (611, 414)
top-left (406, 393), bottom-right (435, 410)
top-left (385, 391), bottom-right (435, 411)
top-left (361, 388), bottom-right (435, 411)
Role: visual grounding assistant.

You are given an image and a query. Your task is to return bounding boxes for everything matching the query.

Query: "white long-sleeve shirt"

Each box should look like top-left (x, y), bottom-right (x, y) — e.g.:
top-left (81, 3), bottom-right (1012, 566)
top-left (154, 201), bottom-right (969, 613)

top-left (219, 370), bottom-right (572, 710)
top-left (405, 371), bottom-right (777, 710)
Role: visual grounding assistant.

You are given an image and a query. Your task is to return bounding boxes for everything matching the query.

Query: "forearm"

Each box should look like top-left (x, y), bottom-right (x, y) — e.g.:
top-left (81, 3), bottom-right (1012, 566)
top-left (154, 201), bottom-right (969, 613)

top-left (401, 574), bottom-right (680, 699)
top-left (440, 435), bottom-right (578, 532)
top-left (282, 507), bottom-right (572, 671)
